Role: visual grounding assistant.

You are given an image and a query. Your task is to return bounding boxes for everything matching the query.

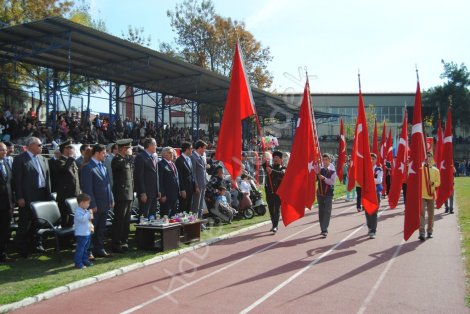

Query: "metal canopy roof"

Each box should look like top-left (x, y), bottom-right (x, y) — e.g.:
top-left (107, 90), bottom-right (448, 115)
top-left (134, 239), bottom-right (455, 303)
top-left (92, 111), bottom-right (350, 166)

top-left (0, 17), bottom-right (346, 123)
top-left (0, 17), bottom-right (299, 117)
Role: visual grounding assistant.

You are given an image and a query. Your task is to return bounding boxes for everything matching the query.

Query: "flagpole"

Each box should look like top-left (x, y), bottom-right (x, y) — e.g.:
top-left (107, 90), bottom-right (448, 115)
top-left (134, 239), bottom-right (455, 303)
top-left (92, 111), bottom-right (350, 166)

top-left (306, 69), bottom-right (324, 196)
top-left (416, 67), bottom-right (432, 195)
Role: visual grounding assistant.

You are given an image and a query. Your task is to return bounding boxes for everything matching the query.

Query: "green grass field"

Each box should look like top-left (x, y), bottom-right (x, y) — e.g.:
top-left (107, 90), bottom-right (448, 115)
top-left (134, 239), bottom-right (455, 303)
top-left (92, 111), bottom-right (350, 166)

top-left (454, 177), bottom-right (470, 306)
top-left (0, 181), bottom-right (346, 306)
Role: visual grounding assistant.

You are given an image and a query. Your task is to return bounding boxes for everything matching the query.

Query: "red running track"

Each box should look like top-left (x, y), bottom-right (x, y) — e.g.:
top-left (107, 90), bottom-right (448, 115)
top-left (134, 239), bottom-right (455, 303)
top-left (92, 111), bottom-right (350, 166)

top-left (13, 198), bottom-right (468, 314)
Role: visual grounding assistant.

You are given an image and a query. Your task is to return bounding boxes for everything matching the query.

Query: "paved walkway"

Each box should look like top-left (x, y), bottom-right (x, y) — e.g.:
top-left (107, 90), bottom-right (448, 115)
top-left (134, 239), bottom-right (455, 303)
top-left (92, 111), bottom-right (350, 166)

top-left (13, 197), bottom-right (468, 314)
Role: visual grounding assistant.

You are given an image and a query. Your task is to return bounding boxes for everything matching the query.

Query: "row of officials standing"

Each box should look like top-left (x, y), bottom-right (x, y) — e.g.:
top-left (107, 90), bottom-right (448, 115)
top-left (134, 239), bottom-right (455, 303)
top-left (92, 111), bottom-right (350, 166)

top-left (0, 136), bottom-right (209, 260)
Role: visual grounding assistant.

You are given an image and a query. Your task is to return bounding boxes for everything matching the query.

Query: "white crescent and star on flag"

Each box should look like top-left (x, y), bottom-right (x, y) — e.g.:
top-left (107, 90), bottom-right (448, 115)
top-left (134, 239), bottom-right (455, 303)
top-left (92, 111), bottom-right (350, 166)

top-left (356, 124), bottom-right (364, 159)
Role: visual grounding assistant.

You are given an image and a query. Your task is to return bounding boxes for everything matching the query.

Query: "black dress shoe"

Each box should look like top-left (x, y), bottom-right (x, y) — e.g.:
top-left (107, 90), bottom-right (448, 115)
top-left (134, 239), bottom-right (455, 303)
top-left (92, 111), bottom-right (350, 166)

top-left (34, 245), bottom-right (46, 253)
top-left (272, 227), bottom-right (278, 233)
top-left (427, 233), bottom-right (433, 239)
top-left (94, 250), bottom-right (112, 258)
top-left (450, 210), bottom-right (454, 214)
top-left (112, 247), bottom-right (125, 254)
top-left (418, 235), bottom-right (426, 241)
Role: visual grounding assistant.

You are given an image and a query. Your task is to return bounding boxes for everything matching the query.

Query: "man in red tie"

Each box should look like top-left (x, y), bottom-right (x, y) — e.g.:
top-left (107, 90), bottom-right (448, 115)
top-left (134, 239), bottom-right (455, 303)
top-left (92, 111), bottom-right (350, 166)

top-left (158, 147), bottom-right (182, 217)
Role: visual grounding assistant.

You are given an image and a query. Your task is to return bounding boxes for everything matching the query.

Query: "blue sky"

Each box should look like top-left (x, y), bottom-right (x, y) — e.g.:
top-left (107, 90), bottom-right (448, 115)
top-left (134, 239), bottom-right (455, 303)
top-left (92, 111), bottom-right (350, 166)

top-left (89, 0), bottom-right (470, 95)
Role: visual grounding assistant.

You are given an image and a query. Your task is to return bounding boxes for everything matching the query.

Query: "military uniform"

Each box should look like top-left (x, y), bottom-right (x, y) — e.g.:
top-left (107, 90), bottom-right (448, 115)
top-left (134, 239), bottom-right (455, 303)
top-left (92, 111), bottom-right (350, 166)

top-left (111, 139), bottom-right (134, 252)
top-left (55, 152), bottom-right (81, 227)
top-left (263, 152), bottom-right (285, 231)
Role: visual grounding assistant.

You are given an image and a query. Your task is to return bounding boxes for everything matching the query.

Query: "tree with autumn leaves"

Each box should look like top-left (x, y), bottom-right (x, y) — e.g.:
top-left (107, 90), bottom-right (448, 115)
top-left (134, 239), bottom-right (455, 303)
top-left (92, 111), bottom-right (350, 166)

top-left (161, 0), bottom-right (273, 90)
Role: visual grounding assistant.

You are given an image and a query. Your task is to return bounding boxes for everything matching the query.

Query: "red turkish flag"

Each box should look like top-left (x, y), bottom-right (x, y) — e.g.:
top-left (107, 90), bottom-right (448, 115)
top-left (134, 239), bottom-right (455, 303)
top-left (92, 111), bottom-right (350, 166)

top-left (352, 90), bottom-right (378, 214)
top-left (336, 118), bottom-right (346, 180)
top-left (388, 111), bottom-right (408, 209)
top-left (436, 108), bottom-right (454, 208)
top-left (379, 120), bottom-right (387, 167)
top-left (434, 119), bottom-right (443, 170)
top-left (215, 43), bottom-right (256, 180)
top-left (277, 80), bottom-right (318, 226)
top-left (372, 119), bottom-right (379, 165)
top-left (404, 81), bottom-right (425, 241)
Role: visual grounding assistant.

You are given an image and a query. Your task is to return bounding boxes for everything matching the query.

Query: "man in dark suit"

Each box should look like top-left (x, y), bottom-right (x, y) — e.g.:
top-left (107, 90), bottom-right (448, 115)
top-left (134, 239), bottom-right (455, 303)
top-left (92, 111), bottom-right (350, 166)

top-left (111, 139), bottom-right (134, 253)
top-left (158, 147), bottom-right (181, 217)
top-left (0, 142), bottom-right (14, 262)
top-left (134, 138), bottom-right (160, 219)
top-left (49, 149), bottom-right (61, 193)
top-left (55, 140), bottom-right (80, 228)
top-left (75, 144), bottom-right (90, 176)
top-left (176, 142), bottom-right (195, 213)
top-left (80, 144), bottom-right (114, 258)
top-left (191, 140), bottom-right (208, 220)
top-left (13, 137), bottom-right (52, 257)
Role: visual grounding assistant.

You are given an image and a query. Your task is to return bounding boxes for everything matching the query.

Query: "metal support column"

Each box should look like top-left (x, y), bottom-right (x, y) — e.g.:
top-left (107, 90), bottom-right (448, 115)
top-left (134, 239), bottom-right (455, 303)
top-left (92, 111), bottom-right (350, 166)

top-left (191, 101), bottom-right (197, 141)
top-left (115, 83), bottom-right (120, 122)
top-left (161, 93), bottom-right (165, 126)
top-left (108, 81), bottom-right (113, 120)
top-left (52, 69), bottom-right (58, 132)
top-left (45, 68), bottom-right (50, 127)
top-left (291, 115), bottom-right (297, 138)
top-left (168, 101), bottom-right (172, 127)
top-left (140, 93), bottom-right (143, 120)
top-left (196, 102), bottom-right (200, 141)
top-left (154, 92), bottom-right (158, 124)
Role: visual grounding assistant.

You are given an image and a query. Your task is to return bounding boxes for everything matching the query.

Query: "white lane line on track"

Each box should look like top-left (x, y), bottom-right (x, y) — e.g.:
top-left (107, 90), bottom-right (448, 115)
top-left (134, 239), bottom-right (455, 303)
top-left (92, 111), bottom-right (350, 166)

top-left (357, 239), bottom-right (404, 314)
top-left (120, 204), bottom-right (356, 314)
top-left (240, 205), bottom-right (389, 314)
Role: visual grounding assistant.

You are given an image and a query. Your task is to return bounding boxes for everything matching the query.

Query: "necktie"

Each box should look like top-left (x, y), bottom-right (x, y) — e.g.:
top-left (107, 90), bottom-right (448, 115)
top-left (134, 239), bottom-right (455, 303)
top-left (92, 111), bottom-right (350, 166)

top-left (170, 161), bottom-right (177, 176)
top-left (34, 156), bottom-right (45, 188)
top-left (98, 163), bottom-right (106, 177)
top-left (151, 155), bottom-right (157, 168)
top-left (0, 160), bottom-right (6, 179)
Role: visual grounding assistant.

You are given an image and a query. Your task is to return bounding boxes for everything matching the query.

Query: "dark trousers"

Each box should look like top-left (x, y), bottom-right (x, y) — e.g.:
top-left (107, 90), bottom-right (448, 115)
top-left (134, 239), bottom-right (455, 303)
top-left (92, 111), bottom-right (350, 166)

top-left (0, 208), bottom-right (12, 254)
top-left (179, 190), bottom-right (193, 213)
top-left (386, 175), bottom-right (391, 195)
top-left (266, 192), bottom-right (281, 229)
top-left (445, 193), bottom-right (454, 211)
top-left (16, 188), bottom-right (49, 254)
top-left (318, 195), bottom-right (333, 233)
top-left (159, 198), bottom-right (178, 217)
top-left (356, 187), bottom-right (362, 209)
top-left (139, 197), bottom-right (158, 218)
top-left (364, 191), bottom-right (381, 233)
top-left (402, 183), bottom-right (407, 203)
top-left (58, 200), bottom-right (74, 228)
top-left (112, 200), bottom-right (132, 248)
top-left (92, 209), bottom-right (108, 253)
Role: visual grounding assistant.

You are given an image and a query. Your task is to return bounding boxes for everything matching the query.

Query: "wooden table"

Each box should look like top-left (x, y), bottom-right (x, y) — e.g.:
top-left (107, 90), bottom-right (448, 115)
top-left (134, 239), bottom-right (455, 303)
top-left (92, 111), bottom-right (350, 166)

top-left (135, 223), bottom-right (181, 251)
top-left (180, 219), bottom-right (208, 244)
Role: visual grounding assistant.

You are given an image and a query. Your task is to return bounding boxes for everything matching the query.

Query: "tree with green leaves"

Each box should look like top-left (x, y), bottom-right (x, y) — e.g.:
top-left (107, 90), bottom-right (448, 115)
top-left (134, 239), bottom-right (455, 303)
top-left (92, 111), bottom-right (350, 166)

top-left (423, 60), bottom-right (470, 133)
top-left (1, 0), bottom-right (75, 112)
top-left (162, 0), bottom-right (273, 89)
